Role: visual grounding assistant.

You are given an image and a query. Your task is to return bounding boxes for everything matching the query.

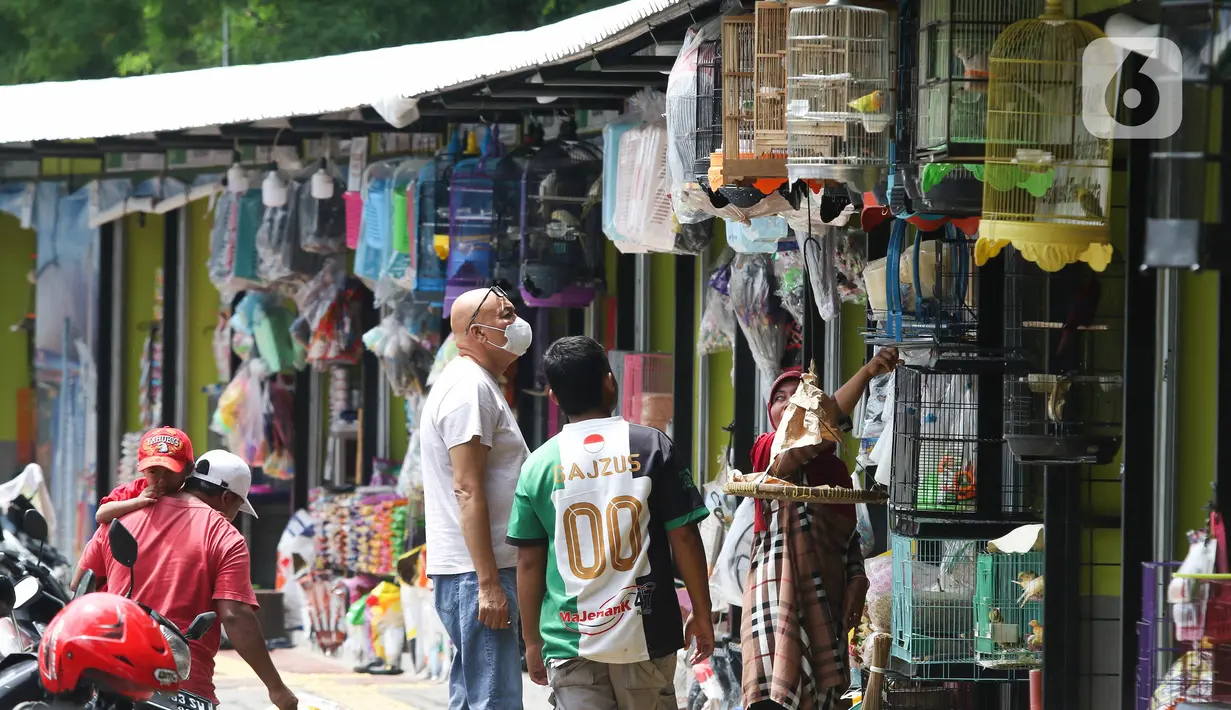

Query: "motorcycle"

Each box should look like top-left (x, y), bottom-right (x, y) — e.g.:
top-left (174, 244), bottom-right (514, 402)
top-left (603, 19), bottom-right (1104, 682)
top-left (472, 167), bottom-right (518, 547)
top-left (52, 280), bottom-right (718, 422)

top-left (0, 519), bottom-right (216, 710)
top-left (0, 510), bottom-right (75, 659)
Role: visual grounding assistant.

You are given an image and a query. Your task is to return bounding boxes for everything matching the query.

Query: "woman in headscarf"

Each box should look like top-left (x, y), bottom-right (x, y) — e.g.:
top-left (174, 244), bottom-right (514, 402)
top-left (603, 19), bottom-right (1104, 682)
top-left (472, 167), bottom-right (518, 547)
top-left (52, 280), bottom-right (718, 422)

top-left (742, 348), bottom-right (901, 710)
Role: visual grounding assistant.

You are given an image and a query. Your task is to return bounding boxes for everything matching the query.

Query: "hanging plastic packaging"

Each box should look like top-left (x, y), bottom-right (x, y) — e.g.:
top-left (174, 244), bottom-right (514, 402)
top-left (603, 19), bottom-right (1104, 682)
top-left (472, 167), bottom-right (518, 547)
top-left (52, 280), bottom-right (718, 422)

top-left (772, 249), bottom-right (807, 325)
top-left (355, 177), bottom-right (394, 286)
top-left (298, 169), bottom-right (347, 254)
top-left (207, 191), bottom-right (239, 298)
top-left (728, 253), bottom-right (787, 392)
top-left (802, 231), bottom-right (840, 322)
top-left (362, 305), bottom-right (436, 398)
top-left (665, 17), bottom-right (723, 226)
top-left (697, 285), bottom-right (736, 356)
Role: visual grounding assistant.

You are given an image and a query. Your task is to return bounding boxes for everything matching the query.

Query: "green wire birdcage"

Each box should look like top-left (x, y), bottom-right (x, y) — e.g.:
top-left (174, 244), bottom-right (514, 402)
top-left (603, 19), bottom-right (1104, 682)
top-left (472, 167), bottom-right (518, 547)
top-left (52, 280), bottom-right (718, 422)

top-left (973, 547), bottom-right (1044, 669)
top-left (975, 0), bottom-right (1116, 274)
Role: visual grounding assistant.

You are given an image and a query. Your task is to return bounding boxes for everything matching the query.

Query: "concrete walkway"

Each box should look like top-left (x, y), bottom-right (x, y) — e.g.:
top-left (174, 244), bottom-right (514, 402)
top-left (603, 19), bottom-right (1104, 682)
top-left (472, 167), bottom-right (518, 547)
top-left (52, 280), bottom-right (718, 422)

top-left (213, 647), bottom-right (553, 710)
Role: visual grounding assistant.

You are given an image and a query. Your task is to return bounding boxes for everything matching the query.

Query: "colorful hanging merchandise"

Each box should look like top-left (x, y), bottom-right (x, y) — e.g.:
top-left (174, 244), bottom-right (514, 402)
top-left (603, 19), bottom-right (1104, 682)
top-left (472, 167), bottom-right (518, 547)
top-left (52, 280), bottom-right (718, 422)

top-left (729, 253), bottom-right (788, 391)
top-left (293, 258), bottom-right (364, 368)
top-left (207, 187), bottom-right (267, 301)
top-left (297, 166), bottom-right (348, 255)
top-left (976, 0), bottom-right (1115, 272)
top-left (309, 488), bottom-right (409, 576)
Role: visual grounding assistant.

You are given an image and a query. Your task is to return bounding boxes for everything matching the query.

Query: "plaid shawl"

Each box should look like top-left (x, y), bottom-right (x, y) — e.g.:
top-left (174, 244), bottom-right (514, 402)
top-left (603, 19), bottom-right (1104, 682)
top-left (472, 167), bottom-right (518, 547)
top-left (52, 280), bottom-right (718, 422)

top-left (741, 498), bottom-right (864, 710)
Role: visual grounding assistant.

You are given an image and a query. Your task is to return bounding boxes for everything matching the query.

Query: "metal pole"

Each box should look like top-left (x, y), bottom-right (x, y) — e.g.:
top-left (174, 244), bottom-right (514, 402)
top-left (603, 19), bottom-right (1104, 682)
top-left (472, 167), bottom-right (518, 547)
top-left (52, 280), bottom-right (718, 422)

top-left (694, 249), bottom-right (709, 486)
top-left (634, 254), bottom-right (650, 352)
top-left (174, 208), bottom-right (188, 426)
top-left (583, 302), bottom-right (598, 340)
top-left (823, 307), bottom-right (842, 397)
top-left (108, 221), bottom-right (125, 489)
top-left (307, 370), bottom-right (322, 489)
top-left (1154, 271), bottom-right (1179, 562)
top-left (221, 8), bottom-right (231, 67)
top-left (376, 307), bottom-right (390, 460)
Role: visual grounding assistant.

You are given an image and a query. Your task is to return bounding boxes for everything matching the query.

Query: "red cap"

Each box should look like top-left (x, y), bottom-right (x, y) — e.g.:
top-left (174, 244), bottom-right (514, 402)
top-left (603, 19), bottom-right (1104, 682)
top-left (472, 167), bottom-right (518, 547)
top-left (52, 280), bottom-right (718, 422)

top-left (137, 427), bottom-right (195, 474)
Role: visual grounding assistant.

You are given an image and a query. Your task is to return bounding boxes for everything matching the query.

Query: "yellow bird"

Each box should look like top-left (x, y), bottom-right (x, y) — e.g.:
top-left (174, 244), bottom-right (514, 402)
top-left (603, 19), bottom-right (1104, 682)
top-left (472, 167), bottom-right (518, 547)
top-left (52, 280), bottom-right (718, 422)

top-left (988, 607), bottom-right (1003, 624)
top-left (1076, 188), bottom-right (1105, 220)
top-left (848, 90), bottom-right (884, 114)
top-left (1027, 620), bottom-right (1044, 651)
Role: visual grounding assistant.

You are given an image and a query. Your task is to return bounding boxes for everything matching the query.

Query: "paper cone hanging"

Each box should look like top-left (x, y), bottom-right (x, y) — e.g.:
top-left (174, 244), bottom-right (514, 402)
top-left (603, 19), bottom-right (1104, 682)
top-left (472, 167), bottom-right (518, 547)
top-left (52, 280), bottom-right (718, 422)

top-left (975, 0), bottom-right (1116, 273)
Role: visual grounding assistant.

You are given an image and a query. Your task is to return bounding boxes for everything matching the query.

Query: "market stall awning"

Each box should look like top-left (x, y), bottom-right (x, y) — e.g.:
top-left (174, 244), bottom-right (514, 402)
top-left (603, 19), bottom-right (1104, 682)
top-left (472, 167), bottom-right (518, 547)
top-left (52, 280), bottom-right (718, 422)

top-left (0, 0), bottom-right (716, 152)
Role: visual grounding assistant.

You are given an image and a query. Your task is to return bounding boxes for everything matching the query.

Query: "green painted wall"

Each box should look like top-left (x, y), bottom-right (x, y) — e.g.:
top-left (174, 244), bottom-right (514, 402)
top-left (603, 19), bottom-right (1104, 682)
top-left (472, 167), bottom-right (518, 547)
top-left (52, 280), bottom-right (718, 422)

top-left (123, 214), bottom-right (166, 434)
top-left (0, 214), bottom-right (35, 442)
top-left (185, 202), bottom-right (222, 451)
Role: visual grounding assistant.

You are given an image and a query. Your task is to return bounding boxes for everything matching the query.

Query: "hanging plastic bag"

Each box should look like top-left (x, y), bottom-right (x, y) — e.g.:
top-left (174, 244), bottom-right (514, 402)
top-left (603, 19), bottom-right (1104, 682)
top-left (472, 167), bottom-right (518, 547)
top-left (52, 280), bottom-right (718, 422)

top-left (852, 471), bottom-right (876, 558)
top-left (355, 176), bottom-right (393, 286)
top-left (773, 249), bottom-right (807, 325)
top-left (726, 215), bottom-right (788, 254)
top-left (665, 17), bottom-right (723, 226)
top-left (256, 179), bottom-right (299, 284)
top-left (298, 169), bottom-right (347, 254)
top-left (802, 230), bottom-right (840, 322)
top-left (728, 253), bottom-right (787, 392)
top-left (362, 305), bottom-right (436, 399)
top-left (207, 191), bottom-right (239, 299)
top-left (834, 228), bottom-right (868, 303)
top-left (697, 286), bottom-right (736, 356)
top-left (291, 257), bottom-right (347, 352)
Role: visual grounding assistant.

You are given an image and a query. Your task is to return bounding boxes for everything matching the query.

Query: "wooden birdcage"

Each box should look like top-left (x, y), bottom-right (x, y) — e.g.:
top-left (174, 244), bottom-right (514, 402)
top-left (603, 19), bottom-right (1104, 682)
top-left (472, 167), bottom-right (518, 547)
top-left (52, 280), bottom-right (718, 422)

top-left (711, 15), bottom-right (765, 186)
top-left (785, 2), bottom-right (892, 192)
top-left (754, 2), bottom-right (790, 158)
top-left (974, 0), bottom-right (1115, 274)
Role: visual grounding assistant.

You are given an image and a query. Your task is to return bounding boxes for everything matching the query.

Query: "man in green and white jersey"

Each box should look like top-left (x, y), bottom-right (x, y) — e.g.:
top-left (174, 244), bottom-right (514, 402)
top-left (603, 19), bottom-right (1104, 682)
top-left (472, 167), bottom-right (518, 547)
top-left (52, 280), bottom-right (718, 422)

top-left (508, 336), bottom-right (714, 710)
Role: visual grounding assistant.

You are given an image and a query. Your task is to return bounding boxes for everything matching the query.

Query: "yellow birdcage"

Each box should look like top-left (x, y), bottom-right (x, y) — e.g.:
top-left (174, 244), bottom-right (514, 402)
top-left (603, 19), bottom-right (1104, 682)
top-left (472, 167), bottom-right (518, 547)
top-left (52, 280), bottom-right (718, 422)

top-left (974, 0), bottom-right (1116, 273)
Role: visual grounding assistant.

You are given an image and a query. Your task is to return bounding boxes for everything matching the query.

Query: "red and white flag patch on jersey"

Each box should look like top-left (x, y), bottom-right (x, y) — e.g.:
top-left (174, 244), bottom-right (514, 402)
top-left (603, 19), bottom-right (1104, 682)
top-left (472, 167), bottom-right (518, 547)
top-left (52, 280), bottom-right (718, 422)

top-left (583, 434), bottom-right (605, 454)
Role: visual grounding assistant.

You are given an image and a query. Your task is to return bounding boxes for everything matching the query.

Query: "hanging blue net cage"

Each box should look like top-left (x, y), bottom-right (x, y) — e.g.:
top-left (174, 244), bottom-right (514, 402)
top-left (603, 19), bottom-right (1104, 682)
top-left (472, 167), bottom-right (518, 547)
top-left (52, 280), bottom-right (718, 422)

top-left (444, 127), bottom-right (524, 317)
top-left (411, 133), bottom-right (463, 304)
top-left (518, 138), bottom-right (603, 308)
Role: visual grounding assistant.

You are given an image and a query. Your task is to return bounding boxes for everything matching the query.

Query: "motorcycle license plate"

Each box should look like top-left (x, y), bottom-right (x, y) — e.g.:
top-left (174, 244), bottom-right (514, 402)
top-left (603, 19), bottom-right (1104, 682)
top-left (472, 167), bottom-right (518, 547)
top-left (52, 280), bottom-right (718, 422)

top-left (144, 689), bottom-right (215, 710)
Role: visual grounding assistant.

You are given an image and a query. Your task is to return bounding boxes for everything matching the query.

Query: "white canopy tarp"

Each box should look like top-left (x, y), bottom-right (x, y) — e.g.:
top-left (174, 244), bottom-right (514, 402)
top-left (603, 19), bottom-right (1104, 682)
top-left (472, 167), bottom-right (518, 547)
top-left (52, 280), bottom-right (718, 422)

top-left (0, 0), bottom-right (699, 144)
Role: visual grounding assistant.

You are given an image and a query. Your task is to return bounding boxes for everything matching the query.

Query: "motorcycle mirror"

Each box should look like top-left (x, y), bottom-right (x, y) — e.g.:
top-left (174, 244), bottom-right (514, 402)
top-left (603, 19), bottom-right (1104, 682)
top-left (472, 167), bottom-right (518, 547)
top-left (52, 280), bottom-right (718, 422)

top-left (21, 510), bottom-right (46, 544)
top-left (185, 611), bottom-right (216, 641)
top-left (0, 576), bottom-right (15, 616)
top-left (13, 576), bottom-right (40, 610)
top-left (108, 520), bottom-right (138, 598)
top-left (74, 569), bottom-right (94, 600)
top-left (108, 519), bottom-right (138, 569)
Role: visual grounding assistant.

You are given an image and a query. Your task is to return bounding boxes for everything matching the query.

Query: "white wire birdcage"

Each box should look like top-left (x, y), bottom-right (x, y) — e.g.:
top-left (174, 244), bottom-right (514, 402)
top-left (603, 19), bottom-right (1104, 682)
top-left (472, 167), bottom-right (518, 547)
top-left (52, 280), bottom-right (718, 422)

top-left (786, 2), bottom-right (892, 191)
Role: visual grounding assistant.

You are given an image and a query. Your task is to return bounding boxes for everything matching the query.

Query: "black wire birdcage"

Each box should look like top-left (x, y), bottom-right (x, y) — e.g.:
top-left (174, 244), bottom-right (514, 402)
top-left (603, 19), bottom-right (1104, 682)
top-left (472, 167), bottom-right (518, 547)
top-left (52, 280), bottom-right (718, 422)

top-left (1002, 248), bottom-right (1124, 464)
top-left (1145, 1), bottom-right (1230, 268)
top-left (518, 139), bottom-right (603, 308)
top-left (901, 0), bottom-right (1044, 217)
top-left (694, 38), bottom-right (722, 186)
top-left (884, 681), bottom-right (977, 708)
top-left (890, 367), bottom-right (1042, 521)
top-left (864, 221), bottom-right (981, 353)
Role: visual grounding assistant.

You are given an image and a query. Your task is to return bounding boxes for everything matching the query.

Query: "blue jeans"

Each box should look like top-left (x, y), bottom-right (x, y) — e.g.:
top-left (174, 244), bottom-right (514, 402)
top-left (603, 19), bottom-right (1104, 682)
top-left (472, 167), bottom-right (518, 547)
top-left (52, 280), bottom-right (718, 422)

top-left (432, 568), bottom-right (523, 710)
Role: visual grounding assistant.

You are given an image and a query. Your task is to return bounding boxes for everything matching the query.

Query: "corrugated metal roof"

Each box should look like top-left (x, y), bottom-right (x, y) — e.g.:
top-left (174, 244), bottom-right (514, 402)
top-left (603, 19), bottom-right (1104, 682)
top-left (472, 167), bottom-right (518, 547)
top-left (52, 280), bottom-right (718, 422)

top-left (0, 0), bottom-right (700, 144)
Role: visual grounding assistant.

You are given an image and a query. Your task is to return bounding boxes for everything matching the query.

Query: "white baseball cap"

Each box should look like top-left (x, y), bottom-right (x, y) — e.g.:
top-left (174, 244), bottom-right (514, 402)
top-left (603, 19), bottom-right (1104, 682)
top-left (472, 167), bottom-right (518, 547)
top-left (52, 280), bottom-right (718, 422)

top-left (191, 450), bottom-right (258, 518)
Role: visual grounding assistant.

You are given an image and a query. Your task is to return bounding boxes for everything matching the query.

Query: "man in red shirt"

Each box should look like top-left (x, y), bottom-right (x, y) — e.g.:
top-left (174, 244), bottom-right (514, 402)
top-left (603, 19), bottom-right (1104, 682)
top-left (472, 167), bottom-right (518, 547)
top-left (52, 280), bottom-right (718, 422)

top-left (79, 450), bottom-right (297, 710)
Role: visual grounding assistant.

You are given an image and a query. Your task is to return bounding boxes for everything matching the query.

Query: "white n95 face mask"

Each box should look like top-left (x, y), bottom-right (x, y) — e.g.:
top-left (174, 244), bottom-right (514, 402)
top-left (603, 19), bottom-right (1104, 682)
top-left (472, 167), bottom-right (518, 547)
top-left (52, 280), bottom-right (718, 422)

top-left (477, 317), bottom-right (533, 357)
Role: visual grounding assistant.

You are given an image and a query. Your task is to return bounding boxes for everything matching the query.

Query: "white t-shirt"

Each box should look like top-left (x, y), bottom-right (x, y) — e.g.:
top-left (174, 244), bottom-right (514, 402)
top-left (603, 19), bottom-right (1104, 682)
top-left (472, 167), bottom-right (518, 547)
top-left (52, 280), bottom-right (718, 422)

top-left (421, 356), bottom-right (529, 576)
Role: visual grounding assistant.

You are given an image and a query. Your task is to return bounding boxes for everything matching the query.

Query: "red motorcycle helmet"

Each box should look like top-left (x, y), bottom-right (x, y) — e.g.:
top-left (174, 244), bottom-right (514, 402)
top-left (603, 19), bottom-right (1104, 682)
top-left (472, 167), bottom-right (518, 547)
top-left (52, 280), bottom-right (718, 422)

top-left (38, 593), bottom-right (180, 700)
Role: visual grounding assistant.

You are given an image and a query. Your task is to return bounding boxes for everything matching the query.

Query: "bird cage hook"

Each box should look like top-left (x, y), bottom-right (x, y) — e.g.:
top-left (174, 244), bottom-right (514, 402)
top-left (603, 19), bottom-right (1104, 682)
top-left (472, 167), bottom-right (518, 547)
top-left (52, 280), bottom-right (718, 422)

top-left (685, 2), bottom-right (698, 27)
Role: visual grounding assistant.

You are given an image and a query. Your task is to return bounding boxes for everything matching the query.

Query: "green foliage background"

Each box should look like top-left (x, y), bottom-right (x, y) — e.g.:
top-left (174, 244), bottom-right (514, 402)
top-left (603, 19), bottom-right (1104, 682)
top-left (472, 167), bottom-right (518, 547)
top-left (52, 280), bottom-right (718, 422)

top-left (0, 0), bottom-right (617, 84)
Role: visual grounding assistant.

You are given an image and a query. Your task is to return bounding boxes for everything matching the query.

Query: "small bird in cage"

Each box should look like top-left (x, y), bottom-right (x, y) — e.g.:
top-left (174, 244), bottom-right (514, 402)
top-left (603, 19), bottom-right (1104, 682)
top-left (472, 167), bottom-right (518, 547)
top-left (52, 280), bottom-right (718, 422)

top-left (1056, 276), bottom-right (1102, 361)
top-left (1046, 377), bottom-right (1071, 424)
top-left (1015, 571), bottom-right (1045, 606)
top-left (988, 607), bottom-right (1003, 624)
top-left (1027, 620), bottom-right (1043, 651)
top-left (1076, 187), bottom-right (1105, 221)
top-left (847, 90), bottom-right (885, 114)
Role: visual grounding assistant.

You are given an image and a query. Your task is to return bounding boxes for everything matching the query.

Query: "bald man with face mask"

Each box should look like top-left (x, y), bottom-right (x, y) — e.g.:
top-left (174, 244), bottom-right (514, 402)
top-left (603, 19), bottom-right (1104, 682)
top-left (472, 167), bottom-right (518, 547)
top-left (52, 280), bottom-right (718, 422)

top-left (421, 286), bottom-right (533, 710)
